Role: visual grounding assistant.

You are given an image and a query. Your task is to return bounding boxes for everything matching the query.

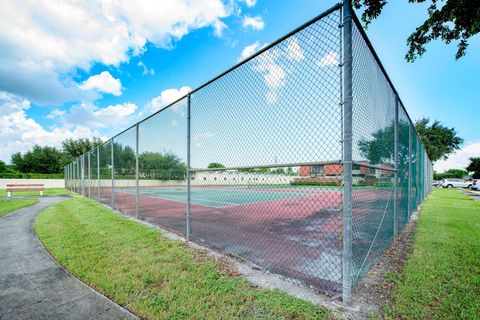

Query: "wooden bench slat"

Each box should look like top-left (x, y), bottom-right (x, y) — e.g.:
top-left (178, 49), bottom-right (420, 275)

top-left (7, 188), bottom-right (45, 192)
top-left (6, 184), bottom-right (45, 187)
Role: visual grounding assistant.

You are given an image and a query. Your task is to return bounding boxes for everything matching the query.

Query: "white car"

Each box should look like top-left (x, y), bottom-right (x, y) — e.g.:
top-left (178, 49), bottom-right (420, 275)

top-left (472, 179), bottom-right (479, 191)
top-left (441, 178), bottom-right (472, 189)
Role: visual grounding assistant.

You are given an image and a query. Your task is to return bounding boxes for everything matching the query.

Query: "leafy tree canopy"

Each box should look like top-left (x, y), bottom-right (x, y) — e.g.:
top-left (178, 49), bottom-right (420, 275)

top-left (466, 157), bottom-right (480, 179)
top-left (433, 168), bottom-right (468, 180)
top-left (139, 152), bottom-right (186, 180)
top-left (62, 137), bottom-right (103, 161)
top-left (207, 162), bottom-right (225, 169)
top-left (353, 0), bottom-right (480, 61)
top-left (414, 118), bottom-right (463, 162)
top-left (11, 145), bottom-right (65, 174)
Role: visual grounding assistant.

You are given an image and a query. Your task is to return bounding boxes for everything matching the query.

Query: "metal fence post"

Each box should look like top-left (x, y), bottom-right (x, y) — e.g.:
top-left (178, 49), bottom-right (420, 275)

top-left (88, 152), bottom-right (91, 198)
top-left (393, 95), bottom-right (399, 237)
top-left (341, 0), bottom-right (353, 306)
top-left (186, 94), bottom-right (192, 240)
top-left (81, 155), bottom-right (85, 196)
top-left (111, 140), bottom-right (115, 208)
top-left (136, 124), bottom-right (140, 218)
top-left (408, 125), bottom-right (412, 218)
top-left (97, 147), bottom-right (100, 201)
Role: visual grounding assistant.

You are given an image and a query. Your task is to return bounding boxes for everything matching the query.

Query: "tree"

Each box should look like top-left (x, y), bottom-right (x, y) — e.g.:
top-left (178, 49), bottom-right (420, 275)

top-left (11, 145), bottom-right (65, 174)
top-left (414, 118), bottom-right (463, 162)
top-left (0, 160), bottom-right (7, 173)
top-left (466, 157), bottom-right (480, 179)
top-left (62, 137), bottom-right (103, 161)
top-left (353, 0), bottom-right (480, 61)
top-left (358, 122), bottom-right (410, 165)
top-left (139, 152), bottom-right (186, 180)
top-left (433, 169), bottom-right (468, 180)
top-left (207, 162), bottom-right (225, 169)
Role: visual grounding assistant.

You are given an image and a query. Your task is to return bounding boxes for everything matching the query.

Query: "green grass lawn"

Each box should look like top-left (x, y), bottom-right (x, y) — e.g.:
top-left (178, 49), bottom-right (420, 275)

top-left (384, 188), bottom-right (480, 319)
top-left (0, 188), bottom-right (74, 197)
top-left (0, 198), bottom-right (39, 217)
top-left (35, 197), bottom-right (331, 320)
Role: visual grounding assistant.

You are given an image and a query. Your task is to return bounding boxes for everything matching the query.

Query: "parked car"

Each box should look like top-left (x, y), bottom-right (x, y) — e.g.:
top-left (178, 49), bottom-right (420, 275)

top-left (472, 179), bottom-right (479, 191)
top-left (441, 178), bottom-right (472, 189)
top-left (433, 180), bottom-right (440, 188)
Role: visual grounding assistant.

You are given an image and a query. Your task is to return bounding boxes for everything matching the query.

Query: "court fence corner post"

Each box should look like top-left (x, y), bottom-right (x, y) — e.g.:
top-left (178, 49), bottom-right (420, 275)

top-left (136, 123), bottom-right (140, 218)
top-left (186, 93), bottom-right (191, 241)
top-left (341, 0), bottom-right (353, 306)
top-left (393, 95), bottom-right (399, 238)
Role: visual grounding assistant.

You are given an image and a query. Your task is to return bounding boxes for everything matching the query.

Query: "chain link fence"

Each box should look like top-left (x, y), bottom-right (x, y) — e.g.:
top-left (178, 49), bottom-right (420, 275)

top-left (65, 1), bottom-right (433, 303)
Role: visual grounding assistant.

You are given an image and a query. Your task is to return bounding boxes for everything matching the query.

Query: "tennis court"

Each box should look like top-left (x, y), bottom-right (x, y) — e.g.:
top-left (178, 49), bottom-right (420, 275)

top-left (135, 185), bottom-right (334, 207)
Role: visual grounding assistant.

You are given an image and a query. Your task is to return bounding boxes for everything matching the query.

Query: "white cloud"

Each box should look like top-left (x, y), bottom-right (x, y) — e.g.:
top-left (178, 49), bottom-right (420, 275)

top-left (146, 86), bottom-right (192, 115)
top-left (137, 61), bottom-right (155, 76)
top-left (253, 36), bottom-right (304, 104)
top-left (79, 71), bottom-right (123, 96)
top-left (65, 102), bottom-right (138, 129)
top-left (254, 49), bottom-right (285, 104)
top-left (0, 0), bottom-right (234, 105)
top-left (46, 109), bottom-right (66, 119)
top-left (194, 131), bottom-right (215, 147)
top-left (238, 41), bottom-right (268, 61)
top-left (434, 142), bottom-right (480, 173)
top-left (242, 15), bottom-right (265, 30)
top-left (285, 38), bottom-right (305, 62)
top-left (240, 0), bottom-right (257, 7)
top-left (0, 92), bottom-right (100, 162)
top-left (317, 52), bottom-right (339, 68)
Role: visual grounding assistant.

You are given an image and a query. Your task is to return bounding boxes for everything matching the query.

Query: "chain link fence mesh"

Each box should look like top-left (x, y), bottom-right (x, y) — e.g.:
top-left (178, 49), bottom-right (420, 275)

top-left (65, 3), bottom-right (433, 300)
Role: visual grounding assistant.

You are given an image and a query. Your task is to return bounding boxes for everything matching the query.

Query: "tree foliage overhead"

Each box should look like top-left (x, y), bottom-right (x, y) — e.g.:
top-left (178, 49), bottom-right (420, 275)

top-left (466, 157), bottom-right (480, 179)
top-left (352, 0), bottom-right (480, 61)
top-left (414, 117), bottom-right (463, 162)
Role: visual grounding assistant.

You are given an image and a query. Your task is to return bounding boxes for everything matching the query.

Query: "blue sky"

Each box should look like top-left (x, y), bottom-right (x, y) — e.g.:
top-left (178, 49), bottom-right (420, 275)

top-left (0, 0), bottom-right (478, 171)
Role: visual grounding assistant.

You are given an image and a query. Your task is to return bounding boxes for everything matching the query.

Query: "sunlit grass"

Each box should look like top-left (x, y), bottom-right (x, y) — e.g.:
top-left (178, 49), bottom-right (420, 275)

top-left (0, 198), bottom-right (39, 217)
top-left (383, 189), bottom-right (480, 319)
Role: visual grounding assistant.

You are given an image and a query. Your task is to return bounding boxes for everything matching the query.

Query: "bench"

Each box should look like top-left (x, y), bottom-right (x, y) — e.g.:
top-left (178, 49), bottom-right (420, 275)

top-left (6, 184), bottom-right (45, 198)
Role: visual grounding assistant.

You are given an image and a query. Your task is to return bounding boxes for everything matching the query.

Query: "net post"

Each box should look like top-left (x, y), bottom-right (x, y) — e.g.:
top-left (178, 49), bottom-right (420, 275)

top-left (186, 93), bottom-right (191, 241)
top-left (135, 123), bottom-right (140, 218)
top-left (393, 95), bottom-right (399, 237)
top-left (341, 0), bottom-right (353, 306)
top-left (111, 139), bottom-right (115, 208)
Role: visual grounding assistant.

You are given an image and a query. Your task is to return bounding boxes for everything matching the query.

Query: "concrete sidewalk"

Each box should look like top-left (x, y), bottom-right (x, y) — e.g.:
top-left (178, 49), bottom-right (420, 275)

top-left (0, 197), bottom-right (137, 320)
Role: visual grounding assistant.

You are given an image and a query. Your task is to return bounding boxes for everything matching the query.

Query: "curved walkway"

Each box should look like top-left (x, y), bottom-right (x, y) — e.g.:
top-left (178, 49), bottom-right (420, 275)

top-left (0, 197), bottom-right (137, 320)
